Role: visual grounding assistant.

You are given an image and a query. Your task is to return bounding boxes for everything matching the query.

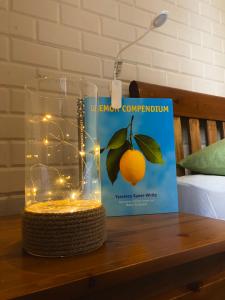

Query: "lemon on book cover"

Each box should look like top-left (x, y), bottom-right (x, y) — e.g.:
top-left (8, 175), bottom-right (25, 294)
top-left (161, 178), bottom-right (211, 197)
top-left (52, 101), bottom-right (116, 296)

top-left (119, 149), bottom-right (146, 186)
top-left (101, 115), bottom-right (164, 186)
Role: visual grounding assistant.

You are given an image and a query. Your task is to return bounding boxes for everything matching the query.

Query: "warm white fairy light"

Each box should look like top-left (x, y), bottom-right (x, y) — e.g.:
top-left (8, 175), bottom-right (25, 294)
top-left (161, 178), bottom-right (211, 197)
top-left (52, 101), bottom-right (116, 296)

top-left (79, 150), bottom-right (85, 157)
top-left (71, 192), bottom-right (78, 199)
top-left (27, 109), bottom-right (100, 209)
top-left (56, 177), bottom-right (66, 185)
top-left (32, 187), bottom-right (37, 196)
top-left (56, 175), bottom-right (71, 186)
top-left (42, 114), bottom-right (52, 122)
top-left (94, 145), bottom-right (100, 155)
top-left (43, 138), bottom-right (49, 145)
top-left (47, 191), bottom-right (53, 199)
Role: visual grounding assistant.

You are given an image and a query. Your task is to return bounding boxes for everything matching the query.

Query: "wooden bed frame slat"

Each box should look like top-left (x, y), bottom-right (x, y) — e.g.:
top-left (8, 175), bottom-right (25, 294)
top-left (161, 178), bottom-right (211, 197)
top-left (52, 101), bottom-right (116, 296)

top-left (206, 120), bottom-right (218, 144)
top-left (189, 119), bottom-right (201, 153)
top-left (223, 122), bottom-right (225, 138)
top-left (174, 117), bottom-right (185, 176)
top-left (129, 81), bottom-right (225, 175)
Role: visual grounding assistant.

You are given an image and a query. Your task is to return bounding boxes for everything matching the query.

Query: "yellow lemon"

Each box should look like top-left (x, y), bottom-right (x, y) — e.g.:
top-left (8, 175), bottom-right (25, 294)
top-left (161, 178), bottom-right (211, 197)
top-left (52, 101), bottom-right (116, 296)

top-left (119, 149), bottom-right (146, 186)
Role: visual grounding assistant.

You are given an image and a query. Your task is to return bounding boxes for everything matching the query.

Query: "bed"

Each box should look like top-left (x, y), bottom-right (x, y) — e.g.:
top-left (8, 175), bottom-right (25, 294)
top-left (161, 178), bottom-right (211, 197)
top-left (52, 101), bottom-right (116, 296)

top-left (129, 81), bottom-right (225, 220)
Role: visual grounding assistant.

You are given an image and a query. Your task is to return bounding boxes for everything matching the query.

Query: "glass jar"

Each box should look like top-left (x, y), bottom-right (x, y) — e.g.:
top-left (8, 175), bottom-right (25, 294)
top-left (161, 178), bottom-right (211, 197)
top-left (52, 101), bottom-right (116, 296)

top-left (23, 76), bottom-right (105, 257)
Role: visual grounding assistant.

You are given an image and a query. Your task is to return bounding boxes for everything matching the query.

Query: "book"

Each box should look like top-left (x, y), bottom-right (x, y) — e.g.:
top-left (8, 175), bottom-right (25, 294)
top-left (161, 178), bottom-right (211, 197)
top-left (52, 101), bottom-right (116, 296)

top-left (94, 97), bottom-right (177, 216)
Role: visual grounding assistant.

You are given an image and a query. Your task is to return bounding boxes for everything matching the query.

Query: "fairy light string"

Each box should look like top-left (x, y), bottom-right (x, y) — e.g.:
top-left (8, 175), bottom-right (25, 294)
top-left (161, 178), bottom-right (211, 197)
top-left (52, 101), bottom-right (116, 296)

top-left (26, 106), bottom-right (100, 207)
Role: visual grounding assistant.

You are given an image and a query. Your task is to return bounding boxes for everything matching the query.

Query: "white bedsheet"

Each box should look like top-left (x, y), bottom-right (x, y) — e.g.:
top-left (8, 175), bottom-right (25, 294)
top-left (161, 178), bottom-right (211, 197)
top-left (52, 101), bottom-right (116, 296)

top-left (177, 175), bottom-right (225, 220)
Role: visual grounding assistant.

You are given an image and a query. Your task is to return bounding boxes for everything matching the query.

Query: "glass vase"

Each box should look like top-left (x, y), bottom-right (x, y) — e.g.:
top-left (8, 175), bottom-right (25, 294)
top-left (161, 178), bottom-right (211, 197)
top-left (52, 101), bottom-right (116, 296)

top-left (23, 76), bottom-right (105, 257)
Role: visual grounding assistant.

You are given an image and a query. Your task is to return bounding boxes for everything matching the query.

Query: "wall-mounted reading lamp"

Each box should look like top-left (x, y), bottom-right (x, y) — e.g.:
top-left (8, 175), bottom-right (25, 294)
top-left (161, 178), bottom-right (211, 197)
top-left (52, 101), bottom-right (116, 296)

top-left (111, 11), bottom-right (168, 109)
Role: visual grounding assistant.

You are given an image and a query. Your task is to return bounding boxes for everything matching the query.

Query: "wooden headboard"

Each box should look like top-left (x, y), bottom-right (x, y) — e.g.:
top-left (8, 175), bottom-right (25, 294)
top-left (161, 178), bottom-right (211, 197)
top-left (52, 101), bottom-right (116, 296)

top-left (129, 81), bottom-right (225, 175)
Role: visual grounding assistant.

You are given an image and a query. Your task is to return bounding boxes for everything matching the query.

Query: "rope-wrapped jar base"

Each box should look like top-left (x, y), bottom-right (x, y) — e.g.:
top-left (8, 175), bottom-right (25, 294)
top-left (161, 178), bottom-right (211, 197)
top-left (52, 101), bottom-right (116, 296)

top-left (22, 205), bottom-right (106, 257)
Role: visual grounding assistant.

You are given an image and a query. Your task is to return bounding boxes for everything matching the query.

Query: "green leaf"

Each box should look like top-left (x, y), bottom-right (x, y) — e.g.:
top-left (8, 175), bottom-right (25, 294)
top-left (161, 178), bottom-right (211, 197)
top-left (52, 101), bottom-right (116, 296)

top-left (134, 134), bottom-right (164, 164)
top-left (107, 128), bottom-right (127, 149)
top-left (106, 141), bottom-right (130, 184)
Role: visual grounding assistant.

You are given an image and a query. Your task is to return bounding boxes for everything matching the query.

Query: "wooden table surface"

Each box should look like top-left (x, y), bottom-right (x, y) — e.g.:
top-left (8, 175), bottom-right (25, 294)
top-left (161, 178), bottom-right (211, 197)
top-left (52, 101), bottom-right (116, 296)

top-left (2, 213), bottom-right (225, 300)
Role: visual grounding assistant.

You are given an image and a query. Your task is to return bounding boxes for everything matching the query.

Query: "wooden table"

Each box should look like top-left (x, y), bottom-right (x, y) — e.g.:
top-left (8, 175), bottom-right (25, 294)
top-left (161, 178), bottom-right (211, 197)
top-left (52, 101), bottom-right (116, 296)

top-left (2, 213), bottom-right (225, 300)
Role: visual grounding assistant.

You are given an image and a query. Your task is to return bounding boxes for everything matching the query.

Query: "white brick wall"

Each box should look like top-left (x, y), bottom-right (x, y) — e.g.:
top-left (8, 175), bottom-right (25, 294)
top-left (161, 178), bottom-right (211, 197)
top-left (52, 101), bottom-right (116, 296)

top-left (62, 50), bottom-right (101, 75)
top-left (12, 39), bottom-right (60, 69)
top-left (61, 5), bottom-right (100, 33)
top-left (0, 0), bottom-right (8, 9)
top-left (0, 11), bottom-right (36, 39)
top-left (1, 0), bottom-right (225, 215)
top-left (12, 0), bottom-right (59, 21)
top-left (38, 21), bottom-right (81, 50)
top-left (0, 88), bottom-right (10, 112)
top-left (102, 17), bottom-right (136, 41)
top-left (0, 35), bottom-right (9, 60)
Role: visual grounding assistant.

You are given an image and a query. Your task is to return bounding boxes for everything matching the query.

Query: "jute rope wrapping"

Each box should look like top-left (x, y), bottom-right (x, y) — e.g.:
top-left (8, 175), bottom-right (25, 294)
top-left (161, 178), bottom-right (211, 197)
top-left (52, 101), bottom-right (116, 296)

top-left (22, 205), bottom-right (106, 257)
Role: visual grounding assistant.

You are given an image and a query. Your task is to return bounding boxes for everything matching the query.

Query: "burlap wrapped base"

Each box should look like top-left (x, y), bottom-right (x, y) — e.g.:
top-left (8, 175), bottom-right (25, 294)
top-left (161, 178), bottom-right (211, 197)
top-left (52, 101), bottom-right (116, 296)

top-left (22, 205), bottom-right (106, 257)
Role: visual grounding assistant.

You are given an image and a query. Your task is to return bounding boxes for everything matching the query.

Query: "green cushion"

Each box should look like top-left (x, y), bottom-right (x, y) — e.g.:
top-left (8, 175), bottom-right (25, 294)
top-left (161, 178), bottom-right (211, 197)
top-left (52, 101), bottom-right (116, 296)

top-left (178, 138), bottom-right (225, 175)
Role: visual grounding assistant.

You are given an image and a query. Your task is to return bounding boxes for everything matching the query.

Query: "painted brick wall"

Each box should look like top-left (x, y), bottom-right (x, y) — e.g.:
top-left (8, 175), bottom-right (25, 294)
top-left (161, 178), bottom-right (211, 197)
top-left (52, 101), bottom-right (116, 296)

top-left (1, 0), bottom-right (225, 215)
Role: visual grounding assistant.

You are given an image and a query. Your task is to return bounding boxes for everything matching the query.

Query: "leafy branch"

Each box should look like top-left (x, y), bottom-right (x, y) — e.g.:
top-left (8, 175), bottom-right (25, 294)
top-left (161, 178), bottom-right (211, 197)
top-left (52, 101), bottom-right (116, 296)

top-left (129, 115), bottom-right (134, 149)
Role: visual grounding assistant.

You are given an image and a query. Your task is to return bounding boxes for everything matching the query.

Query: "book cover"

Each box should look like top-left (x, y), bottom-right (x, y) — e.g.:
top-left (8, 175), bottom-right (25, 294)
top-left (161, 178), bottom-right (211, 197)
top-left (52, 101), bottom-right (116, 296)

top-left (91, 97), bottom-right (178, 216)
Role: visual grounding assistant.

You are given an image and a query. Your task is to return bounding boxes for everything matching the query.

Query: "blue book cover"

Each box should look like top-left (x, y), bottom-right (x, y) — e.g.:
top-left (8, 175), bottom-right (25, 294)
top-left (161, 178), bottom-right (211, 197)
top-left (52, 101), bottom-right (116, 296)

top-left (87, 97), bottom-right (178, 216)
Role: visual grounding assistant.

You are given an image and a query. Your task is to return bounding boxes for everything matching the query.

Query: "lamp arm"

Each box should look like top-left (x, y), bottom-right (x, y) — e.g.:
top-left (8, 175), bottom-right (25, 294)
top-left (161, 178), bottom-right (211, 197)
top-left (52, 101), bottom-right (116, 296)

top-left (111, 11), bottom-right (168, 108)
top-left (113, 25), bottom-right (154, 79)
top-left (115, 25), bottom-right (154, 61)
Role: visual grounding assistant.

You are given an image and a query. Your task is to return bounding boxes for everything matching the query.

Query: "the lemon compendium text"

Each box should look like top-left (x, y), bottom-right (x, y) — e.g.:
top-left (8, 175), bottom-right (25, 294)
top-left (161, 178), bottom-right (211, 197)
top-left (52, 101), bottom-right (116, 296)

top-left (91, 105), bottom-right (169, 113)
